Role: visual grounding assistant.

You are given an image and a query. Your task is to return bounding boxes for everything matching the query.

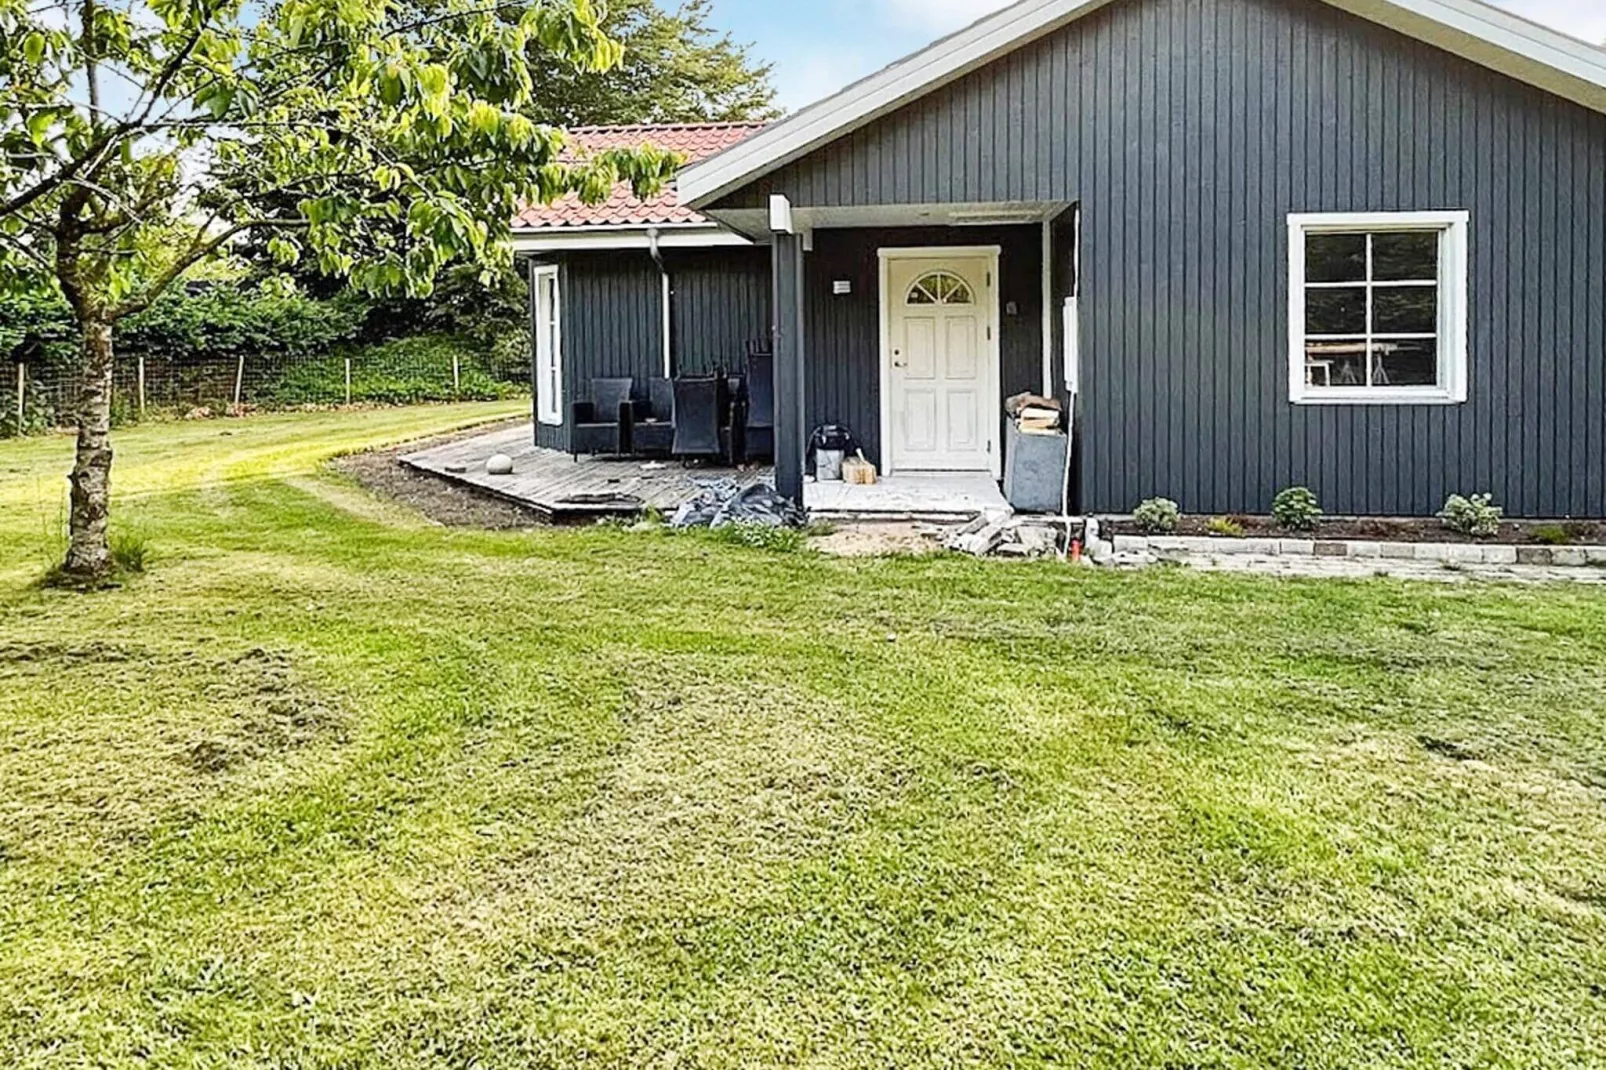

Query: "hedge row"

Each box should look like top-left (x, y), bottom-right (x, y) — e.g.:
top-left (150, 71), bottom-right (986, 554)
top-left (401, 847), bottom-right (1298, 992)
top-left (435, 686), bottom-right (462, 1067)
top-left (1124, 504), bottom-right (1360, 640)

top-left (1, 285), bottom-right (529, 434)
top-left (1, 287), bottom-right (370, 369)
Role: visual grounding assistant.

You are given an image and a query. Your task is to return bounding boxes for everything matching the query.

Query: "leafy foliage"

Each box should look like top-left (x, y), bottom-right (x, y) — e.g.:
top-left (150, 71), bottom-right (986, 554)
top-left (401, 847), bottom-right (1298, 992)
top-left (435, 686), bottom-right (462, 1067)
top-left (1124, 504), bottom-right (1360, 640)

top-left (1272, 487), bottom-right (1323, 531)
top-left (264, 335), bottom-right (523, 406)
top-left (1, 0), bottom-right (680, 312)
top-left (1133, 497), bottom-right (1181, 534)
top-left (526, 0), bottom-right (778, 125)
top-left (128, 289), bottom-right (367, 364)
top-left (703, 521), bottom-right (808, 554)
top-left (0, 373), bottom-right (57, 437)
top-left (1438, 494), bottom-right (1504, 539)
top-left (1207, 516), bottom-right (1247, 538)
top-left (353, 262), bottom-right (532, 351)
top-left (0, 285), bottom-right (79, 366)
top-left (1, 0), bottom-right (676, 575)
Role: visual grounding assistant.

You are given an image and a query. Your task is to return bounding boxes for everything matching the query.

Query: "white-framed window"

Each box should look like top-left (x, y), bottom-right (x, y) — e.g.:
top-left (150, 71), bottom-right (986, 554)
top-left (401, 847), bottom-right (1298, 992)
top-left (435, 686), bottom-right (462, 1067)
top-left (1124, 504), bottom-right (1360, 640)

top-left (1287, 211), bottom-right (1469, 405)
top-left (533, 264), bottom-right (562, 425)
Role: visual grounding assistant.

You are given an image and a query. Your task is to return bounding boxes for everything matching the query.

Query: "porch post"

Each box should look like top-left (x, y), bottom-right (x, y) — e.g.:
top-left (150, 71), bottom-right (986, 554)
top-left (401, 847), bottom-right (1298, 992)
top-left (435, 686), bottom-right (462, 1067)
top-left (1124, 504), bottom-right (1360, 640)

top-left (770, 195), bottom-right (806, 504)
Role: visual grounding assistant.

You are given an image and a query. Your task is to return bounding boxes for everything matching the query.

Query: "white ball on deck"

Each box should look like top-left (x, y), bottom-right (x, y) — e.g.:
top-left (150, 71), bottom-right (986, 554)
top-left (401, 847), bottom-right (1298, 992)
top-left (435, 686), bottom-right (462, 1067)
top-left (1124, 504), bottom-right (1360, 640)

top-left (485, 453), bottom-right (515, 476)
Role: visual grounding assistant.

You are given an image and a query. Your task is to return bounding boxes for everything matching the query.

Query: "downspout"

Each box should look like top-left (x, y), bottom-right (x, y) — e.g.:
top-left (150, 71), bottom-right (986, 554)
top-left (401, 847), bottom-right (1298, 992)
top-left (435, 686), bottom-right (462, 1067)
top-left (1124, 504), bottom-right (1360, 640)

top-left (1061, 204), bottom-right (1082, 553)
top-left (648, 226), bottom-right (671, 378)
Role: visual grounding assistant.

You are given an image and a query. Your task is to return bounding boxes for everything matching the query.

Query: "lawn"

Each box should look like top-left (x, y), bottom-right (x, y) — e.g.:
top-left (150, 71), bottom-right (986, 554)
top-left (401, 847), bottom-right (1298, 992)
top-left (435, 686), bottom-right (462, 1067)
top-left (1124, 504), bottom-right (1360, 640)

top-left (2, 405), bottom-right (1604, 1068)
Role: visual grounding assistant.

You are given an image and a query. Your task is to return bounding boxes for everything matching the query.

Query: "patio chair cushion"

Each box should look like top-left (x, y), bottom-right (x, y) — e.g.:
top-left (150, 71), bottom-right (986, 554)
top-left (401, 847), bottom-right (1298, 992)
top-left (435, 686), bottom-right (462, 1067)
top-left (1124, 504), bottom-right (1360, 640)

top-left (632, 377), bottom-right (677, 456)
top-left (571, 377), bottom-right (635, 457)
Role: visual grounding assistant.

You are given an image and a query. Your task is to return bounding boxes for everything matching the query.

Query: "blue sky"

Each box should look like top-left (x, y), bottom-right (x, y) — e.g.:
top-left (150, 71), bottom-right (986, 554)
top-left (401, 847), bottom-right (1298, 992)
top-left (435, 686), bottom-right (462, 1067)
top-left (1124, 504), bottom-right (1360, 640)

top-left (702, 0), bottom-right (1606, 112)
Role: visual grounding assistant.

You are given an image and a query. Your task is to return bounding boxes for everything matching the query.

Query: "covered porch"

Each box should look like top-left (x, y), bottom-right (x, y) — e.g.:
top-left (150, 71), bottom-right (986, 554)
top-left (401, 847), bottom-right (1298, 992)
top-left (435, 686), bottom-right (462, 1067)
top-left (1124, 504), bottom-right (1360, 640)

top-left (736, 198), bottom-right (1078, 507)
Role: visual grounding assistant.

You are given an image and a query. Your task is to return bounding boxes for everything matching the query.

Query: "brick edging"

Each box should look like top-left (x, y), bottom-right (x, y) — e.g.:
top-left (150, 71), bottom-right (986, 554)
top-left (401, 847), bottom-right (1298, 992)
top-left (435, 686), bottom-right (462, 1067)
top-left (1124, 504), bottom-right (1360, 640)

top-left (1110, 534), bottom-right (1606, 568)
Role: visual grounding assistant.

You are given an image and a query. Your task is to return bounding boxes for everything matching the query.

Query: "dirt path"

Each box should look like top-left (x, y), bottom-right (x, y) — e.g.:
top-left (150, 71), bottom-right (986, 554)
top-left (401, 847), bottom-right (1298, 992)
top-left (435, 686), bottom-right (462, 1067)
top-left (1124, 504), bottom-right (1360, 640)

top-left (330, 421), bottom-right (545, 529)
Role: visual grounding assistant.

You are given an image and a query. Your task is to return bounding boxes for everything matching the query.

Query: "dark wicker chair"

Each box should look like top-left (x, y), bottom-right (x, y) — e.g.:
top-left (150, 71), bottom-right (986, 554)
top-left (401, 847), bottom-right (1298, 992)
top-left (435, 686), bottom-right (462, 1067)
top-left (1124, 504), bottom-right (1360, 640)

top-left (742, 351), bottom-right (774, 462)
top-left (632, 377), bottom-right (676, 456)
top-left (672, 375), bottom-right (730, 462)
top-left (570, 377), bottom-right (635, 459)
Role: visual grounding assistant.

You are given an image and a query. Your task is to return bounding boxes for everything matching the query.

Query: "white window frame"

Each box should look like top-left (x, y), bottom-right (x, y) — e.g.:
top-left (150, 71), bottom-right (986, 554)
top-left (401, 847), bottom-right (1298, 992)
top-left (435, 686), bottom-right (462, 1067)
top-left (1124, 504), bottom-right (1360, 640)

top-left (533, 264), bottom-right (562, 425)
top-left (1287, 210), bottom-right (1470, 406)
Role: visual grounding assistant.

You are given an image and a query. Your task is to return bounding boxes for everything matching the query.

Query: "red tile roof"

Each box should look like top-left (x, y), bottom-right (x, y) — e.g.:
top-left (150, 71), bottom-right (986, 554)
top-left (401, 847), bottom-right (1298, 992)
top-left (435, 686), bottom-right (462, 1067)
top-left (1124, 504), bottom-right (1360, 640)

top-left (513, 123), bottom-right (768, 230)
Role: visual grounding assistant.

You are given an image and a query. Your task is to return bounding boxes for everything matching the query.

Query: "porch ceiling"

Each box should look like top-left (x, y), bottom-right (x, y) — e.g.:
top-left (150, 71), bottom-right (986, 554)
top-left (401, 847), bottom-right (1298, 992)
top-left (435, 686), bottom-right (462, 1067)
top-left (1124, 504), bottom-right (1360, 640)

top-left (706, 200), bottom-right (1068, 241)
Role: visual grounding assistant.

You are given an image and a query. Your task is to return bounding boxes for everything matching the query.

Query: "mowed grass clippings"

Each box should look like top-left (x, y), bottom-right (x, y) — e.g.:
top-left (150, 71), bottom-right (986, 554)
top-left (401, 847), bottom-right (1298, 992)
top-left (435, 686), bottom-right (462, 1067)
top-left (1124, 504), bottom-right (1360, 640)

top-left (0, 404), bottom-right (1604, 1068)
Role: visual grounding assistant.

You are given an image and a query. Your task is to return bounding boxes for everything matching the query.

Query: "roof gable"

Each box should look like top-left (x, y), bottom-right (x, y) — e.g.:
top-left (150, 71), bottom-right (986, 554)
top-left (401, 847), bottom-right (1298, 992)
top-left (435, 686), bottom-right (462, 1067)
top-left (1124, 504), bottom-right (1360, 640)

top-left (679, 0), bottom-right (1606, 207)
top-left (513, 123), bottom-right (767, 231)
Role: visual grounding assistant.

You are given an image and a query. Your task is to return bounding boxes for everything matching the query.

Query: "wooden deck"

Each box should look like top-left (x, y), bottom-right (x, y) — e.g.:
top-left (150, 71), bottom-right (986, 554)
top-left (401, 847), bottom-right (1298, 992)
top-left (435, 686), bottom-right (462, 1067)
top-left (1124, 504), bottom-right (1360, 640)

top-left (401, 425), bottom-right (773, 521)
top-left (403, 425), bottom-right (1012, 523)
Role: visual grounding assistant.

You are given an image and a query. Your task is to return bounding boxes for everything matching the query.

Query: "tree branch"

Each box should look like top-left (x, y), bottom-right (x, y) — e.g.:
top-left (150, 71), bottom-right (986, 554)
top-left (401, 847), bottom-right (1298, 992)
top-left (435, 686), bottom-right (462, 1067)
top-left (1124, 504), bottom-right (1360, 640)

top-left (0, 230), bottom-right (54, 274)
top-left (111, 217), bottom-right (307, 320)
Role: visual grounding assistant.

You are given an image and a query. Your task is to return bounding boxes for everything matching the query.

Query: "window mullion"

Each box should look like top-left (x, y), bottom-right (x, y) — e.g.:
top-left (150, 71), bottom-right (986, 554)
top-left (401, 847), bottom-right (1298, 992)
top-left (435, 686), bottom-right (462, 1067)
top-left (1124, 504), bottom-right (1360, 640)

top-left (1445, 228), bottom-right (1458, 387)
top-left (1364, 234), bottom-right (1376, 388)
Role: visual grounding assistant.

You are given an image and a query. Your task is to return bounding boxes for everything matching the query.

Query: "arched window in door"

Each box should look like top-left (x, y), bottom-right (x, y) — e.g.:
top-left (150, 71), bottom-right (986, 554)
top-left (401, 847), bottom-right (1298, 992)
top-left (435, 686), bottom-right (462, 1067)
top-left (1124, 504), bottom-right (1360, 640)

top-left (906, 270), bottom-right (975, 306)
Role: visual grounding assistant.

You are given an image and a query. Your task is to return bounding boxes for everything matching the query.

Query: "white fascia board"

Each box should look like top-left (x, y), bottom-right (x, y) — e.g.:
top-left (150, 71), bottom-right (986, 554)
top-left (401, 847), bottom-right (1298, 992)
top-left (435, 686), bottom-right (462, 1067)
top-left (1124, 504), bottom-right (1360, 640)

top-left (510, 225), bottom-right (752, 254)
top-left (1335, 0), bottom-right (1606, 111)
top-left (680, 0), bottom-right (1606, 207)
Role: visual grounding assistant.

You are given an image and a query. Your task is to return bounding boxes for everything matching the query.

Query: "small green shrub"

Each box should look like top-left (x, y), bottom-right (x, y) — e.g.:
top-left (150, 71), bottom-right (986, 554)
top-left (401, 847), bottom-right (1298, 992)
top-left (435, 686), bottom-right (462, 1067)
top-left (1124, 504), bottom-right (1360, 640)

top-left (109, 391), bottom-right (142, 429)
top-left (1532, 524), bottom-right (1573, 546)
top-left (0, 380), bottom-right (59, 437)
top-left (110, 529), bottom-right (151, 574)
top-left (1133, 497), bottom-right (1181, 534)
top-left (1438, 494), bottom-right (1503, 539)
top-left (1272, 487), bottom-right (1322, 531)
top-left (1207, 516), bottom-right (1247, 538)
top-left (708, 522), bottom-right (807, 553)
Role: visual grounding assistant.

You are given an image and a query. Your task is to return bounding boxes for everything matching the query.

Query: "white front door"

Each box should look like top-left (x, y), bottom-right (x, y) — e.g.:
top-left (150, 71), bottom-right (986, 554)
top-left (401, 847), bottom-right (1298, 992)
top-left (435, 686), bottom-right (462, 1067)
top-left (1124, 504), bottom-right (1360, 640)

top-left (884, 254), bottom-right (997, 473)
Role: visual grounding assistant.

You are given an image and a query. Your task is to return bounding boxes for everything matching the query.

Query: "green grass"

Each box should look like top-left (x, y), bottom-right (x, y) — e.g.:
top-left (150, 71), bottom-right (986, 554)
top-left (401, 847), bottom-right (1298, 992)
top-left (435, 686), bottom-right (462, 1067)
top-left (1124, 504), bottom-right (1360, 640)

top-left (2, 405), bottom-right (1605, 1068)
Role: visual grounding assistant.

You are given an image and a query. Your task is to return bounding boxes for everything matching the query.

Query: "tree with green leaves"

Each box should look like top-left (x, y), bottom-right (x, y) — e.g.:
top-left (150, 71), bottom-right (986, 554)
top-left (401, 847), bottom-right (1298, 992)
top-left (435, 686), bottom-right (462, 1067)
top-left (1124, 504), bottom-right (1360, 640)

top-left (0, 0), bottom-right (677, 582)
top-left (527, 0), bottom-right (777, 126)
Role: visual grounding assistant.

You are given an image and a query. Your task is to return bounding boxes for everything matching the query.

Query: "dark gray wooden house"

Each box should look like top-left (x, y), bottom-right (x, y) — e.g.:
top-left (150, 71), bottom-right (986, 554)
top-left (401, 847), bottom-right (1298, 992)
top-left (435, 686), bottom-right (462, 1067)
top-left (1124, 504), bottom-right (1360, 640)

top-left (515, 0), bottom-right (1606, 518)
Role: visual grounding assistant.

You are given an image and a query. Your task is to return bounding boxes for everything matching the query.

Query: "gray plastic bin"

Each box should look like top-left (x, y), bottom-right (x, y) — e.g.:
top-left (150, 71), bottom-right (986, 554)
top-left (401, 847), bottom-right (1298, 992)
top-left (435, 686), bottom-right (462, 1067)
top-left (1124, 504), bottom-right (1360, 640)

top-left (1003, 421), bottom-right (1069, 514)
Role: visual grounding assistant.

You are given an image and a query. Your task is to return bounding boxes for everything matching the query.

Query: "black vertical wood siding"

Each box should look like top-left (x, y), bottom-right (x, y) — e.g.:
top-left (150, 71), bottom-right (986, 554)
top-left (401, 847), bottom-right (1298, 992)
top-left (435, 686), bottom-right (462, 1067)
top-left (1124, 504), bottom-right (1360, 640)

top-left (545, 248), bottom-right (776, 438)
top-left (713, 0), bottom-right (1606, 517)
top-left (667, 248), bottom-right (772, 375)
top-left (561, 252), bottom-right (666, 389)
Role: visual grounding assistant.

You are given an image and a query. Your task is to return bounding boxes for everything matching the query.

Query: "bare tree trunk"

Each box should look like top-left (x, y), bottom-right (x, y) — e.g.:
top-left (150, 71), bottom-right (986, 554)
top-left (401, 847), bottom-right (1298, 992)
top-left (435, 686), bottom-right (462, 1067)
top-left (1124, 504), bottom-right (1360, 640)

top-left (62, 316), bottom-right (114, 579)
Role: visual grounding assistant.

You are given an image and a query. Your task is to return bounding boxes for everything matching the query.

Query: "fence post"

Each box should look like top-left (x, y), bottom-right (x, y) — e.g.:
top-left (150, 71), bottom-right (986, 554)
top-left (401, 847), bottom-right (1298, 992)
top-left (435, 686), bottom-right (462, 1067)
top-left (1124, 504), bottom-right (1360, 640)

top-left (14, 363), bottom-right (22, 432)
top-left (344, 357), bottom-right (352, 406)
top-left (137, 356), bottom-right (146, 417)
top-left (232, 355), bottom-right (245, 409)
top-left (452, 351), bottom-right (461, 393)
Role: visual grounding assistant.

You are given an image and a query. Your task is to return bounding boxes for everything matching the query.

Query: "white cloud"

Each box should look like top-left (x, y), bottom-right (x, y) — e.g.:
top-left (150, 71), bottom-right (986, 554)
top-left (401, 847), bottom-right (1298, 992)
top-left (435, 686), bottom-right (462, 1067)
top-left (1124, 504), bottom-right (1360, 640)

top-left (774, 51), bottom-right (881, 112)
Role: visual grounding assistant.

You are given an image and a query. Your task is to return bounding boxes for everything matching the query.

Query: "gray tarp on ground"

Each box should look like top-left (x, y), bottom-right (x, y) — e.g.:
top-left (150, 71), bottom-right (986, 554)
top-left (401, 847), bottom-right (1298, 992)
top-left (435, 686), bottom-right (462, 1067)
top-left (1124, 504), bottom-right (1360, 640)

top-left (671, 479), bottom-right (806, 530)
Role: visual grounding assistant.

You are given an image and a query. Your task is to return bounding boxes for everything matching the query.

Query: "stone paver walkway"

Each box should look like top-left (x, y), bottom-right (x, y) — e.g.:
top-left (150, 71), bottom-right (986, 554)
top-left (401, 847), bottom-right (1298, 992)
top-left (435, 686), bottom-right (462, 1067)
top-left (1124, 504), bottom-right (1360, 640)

top-left (1149, 551), bottom-right (1606, 585)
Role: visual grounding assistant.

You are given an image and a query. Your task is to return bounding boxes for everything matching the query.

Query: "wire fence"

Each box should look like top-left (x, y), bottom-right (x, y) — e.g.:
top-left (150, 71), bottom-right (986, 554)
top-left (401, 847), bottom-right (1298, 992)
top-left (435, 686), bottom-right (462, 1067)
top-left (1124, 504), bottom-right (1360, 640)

top-left (4, 336), bottom-right (530, 437)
